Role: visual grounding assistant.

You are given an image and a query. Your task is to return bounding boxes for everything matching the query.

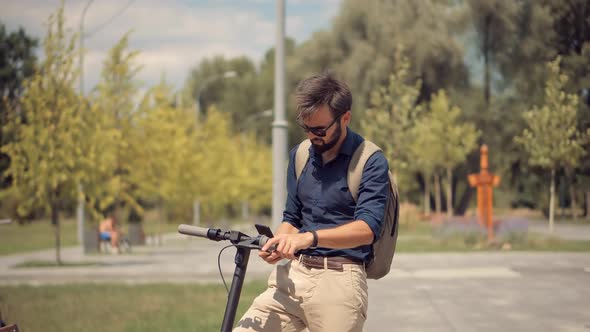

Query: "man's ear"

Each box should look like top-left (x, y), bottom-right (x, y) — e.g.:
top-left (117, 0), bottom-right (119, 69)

top-left (342, 110), bottom-right (351, 126)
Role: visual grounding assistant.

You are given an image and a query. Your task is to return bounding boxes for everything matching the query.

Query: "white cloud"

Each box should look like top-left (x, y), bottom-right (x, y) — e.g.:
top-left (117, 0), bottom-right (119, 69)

top-left (1, 0), bottom-right (341, 91)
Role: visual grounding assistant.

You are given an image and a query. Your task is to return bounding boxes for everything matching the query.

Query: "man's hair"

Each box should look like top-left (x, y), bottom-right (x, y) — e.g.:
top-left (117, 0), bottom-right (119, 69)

top-left (295, 72), bottom-right (352, 120)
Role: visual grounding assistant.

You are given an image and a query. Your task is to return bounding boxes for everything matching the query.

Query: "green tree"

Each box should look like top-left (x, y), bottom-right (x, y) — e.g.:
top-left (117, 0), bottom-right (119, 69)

top-left (88, 33), bottom-right (142, 221)
top-left (427, 90), bottom-right (479, 216)
top-left (0, 24), bottom-right (37, 103)
top-left (0, 23), bottom-right (37, 191)
top-left (467, 0), bottom-right (519, 108)
top-left (2, 6), bottom-right (82, 264)
top-left (515, 57), bottom-right (589, 231)
top-left (407, 118), bottom-right (438, 215)
top-left (489, 1), bottom-right (590, 214)
top-left (543, 0), bottom-right (590, 94)
top-left (134, 79), bottom-right (198, 230)
top-left (543, 0), bottom-right (590, 216)
top-left (361, 49), bottom-right (423, 198)
top-left (183, 56), bottom-right (256, 119)
top-left (196, 106), bottom-right (239, 222)
top-left (291, 0), bottom-right (468, 115)
top-left (233, 132), bottom-right (272, 215)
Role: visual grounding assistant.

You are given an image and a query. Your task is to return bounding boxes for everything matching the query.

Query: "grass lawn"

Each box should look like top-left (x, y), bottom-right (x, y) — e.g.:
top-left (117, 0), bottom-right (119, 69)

top-left (0, 218), bottom-right (181, 256)
top-left (396, 231), bottom-right (590, 252)
top-left (3, 214), bottom-right (590, 256)
top-left (13, 260), bottom-right (101, 268)
top-left (395, 219), bottom-right (590, 252)
top-left (0, 281), bottom-right (267, 332)
top-left (0, 219), bottom-right (78, 256)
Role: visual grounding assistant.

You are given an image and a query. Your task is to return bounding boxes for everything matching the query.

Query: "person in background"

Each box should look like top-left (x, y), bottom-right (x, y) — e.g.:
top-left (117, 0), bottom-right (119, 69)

top-left (99, 215), bottom-right (121, 253)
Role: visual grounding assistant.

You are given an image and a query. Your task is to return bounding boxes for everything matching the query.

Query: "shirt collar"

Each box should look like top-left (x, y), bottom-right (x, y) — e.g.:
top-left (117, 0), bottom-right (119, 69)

top-left (339, 128), bottom-right (356, 156)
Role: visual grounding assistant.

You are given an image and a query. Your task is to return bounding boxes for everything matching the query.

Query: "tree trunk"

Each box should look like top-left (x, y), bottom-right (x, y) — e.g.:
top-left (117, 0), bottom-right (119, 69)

top-left (424, 173), bottom-right (430, 216)
top-left (549, 168), bottom-right (556, 233)
top-left (242, 201), bottom-right (250, 220)
top-left (434, 173), bottom-right (441, 215)
top-left (157, 203), bottom-right (165, 246)
top-left (51, 204), bottom-right (62, 265)
top-left (193, 199), bottom-right (201, 226)
top-left (456, 186), bottom-right (474, 216)
top-left (570, 185), bottom-right (578, 221)
top-left (483, 15), bottom-right (491, 109)
top-left (446, 167), bottom-right (453, 217)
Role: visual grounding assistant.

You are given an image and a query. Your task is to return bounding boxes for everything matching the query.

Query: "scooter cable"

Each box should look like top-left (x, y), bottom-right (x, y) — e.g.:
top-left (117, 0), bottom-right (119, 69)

top-left (217, 244), bottom-right (236, 293)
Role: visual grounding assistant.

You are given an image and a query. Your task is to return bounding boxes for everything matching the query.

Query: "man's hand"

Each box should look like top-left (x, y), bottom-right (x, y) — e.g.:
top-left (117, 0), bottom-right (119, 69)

top-left (261, 232), bottom-right (314, 260)
top-left (258, 250), bottom-right (283, 264)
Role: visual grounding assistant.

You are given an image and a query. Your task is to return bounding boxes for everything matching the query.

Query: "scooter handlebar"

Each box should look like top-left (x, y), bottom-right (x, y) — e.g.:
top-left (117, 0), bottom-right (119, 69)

top-left (257, 235), bottom-right (271, 248)
top-left (178, 224), bottom-right (272, 250)
top-left (178, 224), bottom-right (210, 238)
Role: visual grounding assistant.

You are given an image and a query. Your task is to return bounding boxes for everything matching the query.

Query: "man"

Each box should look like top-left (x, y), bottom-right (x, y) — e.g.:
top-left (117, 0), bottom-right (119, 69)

top-left (99, 216), bottom-right (121, 253)
top-left (234, 73), bottom-right (390, 332)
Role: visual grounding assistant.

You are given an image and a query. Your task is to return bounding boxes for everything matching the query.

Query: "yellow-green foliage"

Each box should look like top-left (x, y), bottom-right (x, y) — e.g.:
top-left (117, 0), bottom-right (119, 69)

top-left (235, 132), bottom-right (272, 213)
top-left (84, 33), bottom-right (142, 219)
top-left (2, 6), bottom-right (82, 218)
top-left (3, 9), bottom-right (274, 226)
top-left (193, 107), bottom-right (272, 218)
top-left (516, 57), bottom-right (589, 170)
top-left (135, 80), bottom-right (201, 210)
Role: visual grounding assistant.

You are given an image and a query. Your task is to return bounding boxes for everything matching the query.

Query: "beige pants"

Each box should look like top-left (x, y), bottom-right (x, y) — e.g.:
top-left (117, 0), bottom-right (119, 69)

top-left (234, 258), bottom-right (368, 332)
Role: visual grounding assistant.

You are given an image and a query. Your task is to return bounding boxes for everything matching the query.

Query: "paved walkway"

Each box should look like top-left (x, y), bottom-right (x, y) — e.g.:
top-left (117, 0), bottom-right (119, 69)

top-left (1, 231), bottom-right (590, 331)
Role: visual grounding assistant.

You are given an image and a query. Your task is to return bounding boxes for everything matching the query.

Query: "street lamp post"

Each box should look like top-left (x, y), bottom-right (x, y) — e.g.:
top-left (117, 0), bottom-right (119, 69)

top-left (192, 70), bottom-right (237, 226)
top-left (76, 0), bottom-right (94, 247)
top-left (272, 0), bottom-right (288, 231)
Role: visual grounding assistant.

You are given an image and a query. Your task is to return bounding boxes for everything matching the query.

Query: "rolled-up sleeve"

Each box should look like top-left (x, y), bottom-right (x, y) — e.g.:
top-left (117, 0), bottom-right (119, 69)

top-left (282, 146), bottom-right (303, 228)
top-left (354, 151), bottom-right (390, 242)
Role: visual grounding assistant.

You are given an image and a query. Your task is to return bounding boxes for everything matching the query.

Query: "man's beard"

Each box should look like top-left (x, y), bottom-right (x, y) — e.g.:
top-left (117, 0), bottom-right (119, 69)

top-left (311, 122), bottom-right (342, 154)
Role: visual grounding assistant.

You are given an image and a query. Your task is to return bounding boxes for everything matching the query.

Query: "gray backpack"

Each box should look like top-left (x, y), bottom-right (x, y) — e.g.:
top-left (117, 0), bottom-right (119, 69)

top-left (295, 139), bottom-right (399, 280)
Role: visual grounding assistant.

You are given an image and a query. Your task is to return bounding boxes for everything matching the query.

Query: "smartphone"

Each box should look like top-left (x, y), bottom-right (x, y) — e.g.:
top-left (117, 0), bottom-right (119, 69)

top-left (255, 224), bottom-right (274, 238)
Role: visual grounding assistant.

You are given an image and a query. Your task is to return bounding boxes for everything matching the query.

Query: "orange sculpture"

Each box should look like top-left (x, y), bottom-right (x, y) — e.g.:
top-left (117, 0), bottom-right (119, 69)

top-left (468, 145), bottom-right (501, 242)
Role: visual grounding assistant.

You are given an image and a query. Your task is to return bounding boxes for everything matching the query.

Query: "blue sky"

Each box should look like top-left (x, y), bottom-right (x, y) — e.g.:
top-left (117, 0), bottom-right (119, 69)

top-left (2, 0), bottom-right (342, 92)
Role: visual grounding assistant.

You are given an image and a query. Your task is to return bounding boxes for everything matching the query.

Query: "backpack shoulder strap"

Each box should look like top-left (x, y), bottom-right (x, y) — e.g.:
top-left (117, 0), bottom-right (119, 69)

top-left (348, 140), bottom-right (382, 202)
top-left (295, 139), bottom-right (312, 180)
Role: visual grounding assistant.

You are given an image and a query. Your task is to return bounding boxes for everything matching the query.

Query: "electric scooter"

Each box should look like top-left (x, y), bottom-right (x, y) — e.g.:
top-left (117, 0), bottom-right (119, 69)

top-left (177, 224), bottom-right (274, 332)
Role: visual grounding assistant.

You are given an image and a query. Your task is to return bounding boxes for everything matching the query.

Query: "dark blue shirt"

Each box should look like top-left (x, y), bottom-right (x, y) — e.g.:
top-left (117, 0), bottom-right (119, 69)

top-left (282, 129), bottom-right (390, 262)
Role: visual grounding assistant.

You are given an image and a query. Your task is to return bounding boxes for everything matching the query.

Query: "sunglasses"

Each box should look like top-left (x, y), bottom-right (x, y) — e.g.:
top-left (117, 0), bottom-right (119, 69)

top-left (297, 113), bottom-right (344, 137)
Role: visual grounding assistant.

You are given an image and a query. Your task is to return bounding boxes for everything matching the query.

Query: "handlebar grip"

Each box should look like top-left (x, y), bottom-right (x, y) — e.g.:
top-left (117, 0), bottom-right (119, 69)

top-left (258, 235), bottom-right (270, 247)
top-left (257, 235), bottom-right (278, 252)
top-left (178, 224), bottom-right (210, 238)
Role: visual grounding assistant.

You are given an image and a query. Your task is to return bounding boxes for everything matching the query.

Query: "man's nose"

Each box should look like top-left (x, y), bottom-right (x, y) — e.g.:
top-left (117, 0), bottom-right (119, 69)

top-left (307, 131), bottom-right (321, 139)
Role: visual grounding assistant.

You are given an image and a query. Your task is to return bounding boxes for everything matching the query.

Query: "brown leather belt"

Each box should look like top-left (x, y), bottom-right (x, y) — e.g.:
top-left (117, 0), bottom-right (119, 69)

top-left (297, 254), bottom-right (363, 272)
